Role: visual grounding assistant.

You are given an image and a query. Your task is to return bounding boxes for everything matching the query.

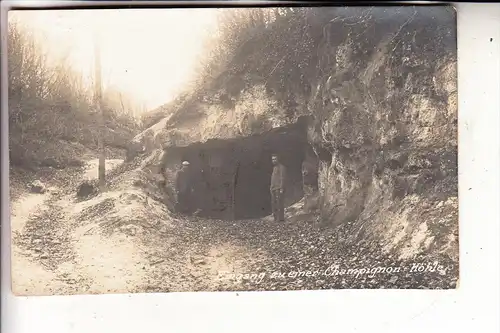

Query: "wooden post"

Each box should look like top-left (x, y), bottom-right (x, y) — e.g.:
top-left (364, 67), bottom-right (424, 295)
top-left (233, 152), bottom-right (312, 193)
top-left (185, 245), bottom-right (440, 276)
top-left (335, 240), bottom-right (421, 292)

top-left (231, 161), bottom-right (240, 220)
top-left (94, 32), bottom-right (106, 190)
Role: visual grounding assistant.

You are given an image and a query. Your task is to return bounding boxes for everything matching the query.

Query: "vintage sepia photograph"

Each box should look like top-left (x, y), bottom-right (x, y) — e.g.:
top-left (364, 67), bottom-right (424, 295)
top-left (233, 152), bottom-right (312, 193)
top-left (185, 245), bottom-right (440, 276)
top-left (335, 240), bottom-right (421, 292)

top-left (8, 5), bottom-right (458, 296)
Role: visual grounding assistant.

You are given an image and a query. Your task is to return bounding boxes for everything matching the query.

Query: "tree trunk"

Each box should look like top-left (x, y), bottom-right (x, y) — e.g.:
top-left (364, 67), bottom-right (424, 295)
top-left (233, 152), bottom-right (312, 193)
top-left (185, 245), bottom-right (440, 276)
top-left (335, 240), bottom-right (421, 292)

top-left (94, 33), bottom-right (106, 190)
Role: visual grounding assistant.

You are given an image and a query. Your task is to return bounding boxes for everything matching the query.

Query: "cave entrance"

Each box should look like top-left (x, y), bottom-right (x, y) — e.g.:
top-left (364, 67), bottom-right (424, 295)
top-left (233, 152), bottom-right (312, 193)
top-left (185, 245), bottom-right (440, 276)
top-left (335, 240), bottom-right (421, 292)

top-left (167, 121), bottom-right (308, 220)
top-left (233, 149), bottom-right (273, 219)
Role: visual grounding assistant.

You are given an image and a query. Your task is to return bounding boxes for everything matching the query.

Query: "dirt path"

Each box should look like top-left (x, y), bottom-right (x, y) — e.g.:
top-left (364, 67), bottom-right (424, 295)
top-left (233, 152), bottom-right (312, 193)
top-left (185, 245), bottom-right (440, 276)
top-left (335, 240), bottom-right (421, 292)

top-left (70, 223), bottom-right (148, 294)
top-left (11, 159), bottom-right (151, 295)
top-left (139, 233), bottom-right (264, 292)
top-left (10, 192), bottom-right (68, 295)
top-left (11, 158), bottom-right (258, 295)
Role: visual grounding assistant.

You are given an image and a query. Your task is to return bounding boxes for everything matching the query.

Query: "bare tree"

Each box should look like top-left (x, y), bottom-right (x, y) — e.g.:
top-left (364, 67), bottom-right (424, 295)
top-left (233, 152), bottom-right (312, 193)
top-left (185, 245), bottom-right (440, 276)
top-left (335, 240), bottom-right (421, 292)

top-left (94, 32), bottom-right (106, 189)
top-left (8, 20), bottom-right (139, 168)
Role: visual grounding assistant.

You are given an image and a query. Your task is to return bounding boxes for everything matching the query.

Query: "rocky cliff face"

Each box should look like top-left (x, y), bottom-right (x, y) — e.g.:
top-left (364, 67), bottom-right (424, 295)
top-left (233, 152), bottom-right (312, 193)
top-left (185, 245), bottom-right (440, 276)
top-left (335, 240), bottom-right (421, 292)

top-left (306, 9), bottom-right (458, 261)
top-left (316, 58), bottom-right (457, 261)
top-left (135, 6), bottom-right (458, 262)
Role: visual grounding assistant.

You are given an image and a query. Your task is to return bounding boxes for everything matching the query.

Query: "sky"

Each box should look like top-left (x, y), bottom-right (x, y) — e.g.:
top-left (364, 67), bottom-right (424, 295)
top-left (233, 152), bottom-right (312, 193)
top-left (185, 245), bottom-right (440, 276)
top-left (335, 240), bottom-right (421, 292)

top-left (9, 8), bottom-right (220, 111)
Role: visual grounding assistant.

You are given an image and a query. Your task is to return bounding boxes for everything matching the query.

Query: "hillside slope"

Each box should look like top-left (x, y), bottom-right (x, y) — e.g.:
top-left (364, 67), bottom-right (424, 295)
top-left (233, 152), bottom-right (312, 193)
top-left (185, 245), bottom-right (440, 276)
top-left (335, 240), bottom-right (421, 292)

top-left (11, 6), bottom-right (459, 295)
top-left (132, 6), bottom-right (458, 262)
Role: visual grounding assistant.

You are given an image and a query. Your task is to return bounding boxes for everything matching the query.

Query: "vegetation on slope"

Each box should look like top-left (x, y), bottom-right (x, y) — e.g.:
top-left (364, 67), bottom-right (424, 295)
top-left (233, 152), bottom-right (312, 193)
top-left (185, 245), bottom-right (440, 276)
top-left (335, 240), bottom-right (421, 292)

top-left (8, 21), bottom-right (141, 170)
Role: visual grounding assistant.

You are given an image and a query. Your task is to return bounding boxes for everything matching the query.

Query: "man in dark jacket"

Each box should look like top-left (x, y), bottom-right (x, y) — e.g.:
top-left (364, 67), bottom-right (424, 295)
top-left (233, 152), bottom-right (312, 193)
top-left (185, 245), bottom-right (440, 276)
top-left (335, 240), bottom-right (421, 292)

top-left (176, 161), bottom-right (193, 214)
top-left (270, 154), bottom-right (286, 222)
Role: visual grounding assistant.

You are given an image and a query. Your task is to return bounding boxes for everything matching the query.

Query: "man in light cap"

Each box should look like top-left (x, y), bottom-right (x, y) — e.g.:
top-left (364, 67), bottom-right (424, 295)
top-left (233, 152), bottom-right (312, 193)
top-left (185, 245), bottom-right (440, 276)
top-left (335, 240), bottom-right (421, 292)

top-left (176, 160), bottom-right (193, 214)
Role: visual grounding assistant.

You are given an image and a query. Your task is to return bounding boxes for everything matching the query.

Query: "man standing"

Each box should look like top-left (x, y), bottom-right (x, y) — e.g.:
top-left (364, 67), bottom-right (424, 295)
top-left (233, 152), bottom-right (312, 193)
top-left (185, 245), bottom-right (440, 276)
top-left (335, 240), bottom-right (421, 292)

top-left (270, 154), bottom-right (286, 222)
top-left (176, 160), bottom-right (193, 214)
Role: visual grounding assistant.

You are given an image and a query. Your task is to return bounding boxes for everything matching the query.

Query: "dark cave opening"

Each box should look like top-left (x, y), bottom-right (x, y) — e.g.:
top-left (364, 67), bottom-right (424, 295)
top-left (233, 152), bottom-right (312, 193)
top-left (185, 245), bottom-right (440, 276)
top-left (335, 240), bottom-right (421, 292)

top-left (165, 121), bottom-right (309, 220)
top-left (233, 151), bottom-right (273, 220)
